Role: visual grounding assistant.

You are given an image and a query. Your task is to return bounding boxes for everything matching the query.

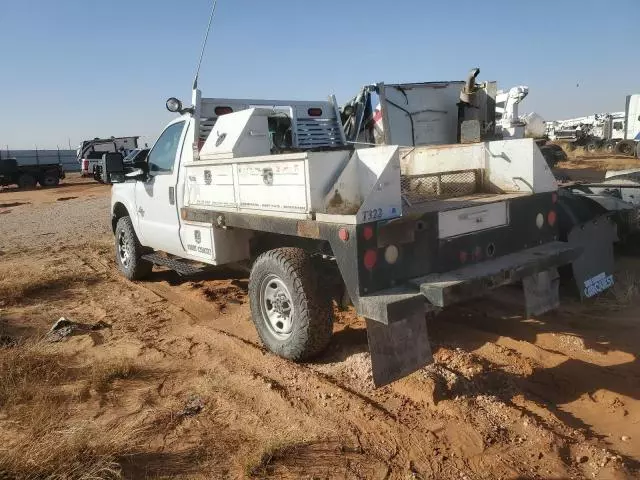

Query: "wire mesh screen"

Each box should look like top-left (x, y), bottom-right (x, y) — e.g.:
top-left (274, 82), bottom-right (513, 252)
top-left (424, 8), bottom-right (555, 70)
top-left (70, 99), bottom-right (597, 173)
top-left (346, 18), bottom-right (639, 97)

top-left (400, 169), bottom-right (481, 205)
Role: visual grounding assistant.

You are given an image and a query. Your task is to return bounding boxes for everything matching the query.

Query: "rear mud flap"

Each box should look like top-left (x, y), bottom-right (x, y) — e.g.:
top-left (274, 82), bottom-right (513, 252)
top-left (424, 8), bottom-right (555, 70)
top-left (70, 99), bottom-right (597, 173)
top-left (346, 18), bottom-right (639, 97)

top-left (366, 311), bottom-right (433, 387)
top-left (567, 217), bottom-right (616, 299)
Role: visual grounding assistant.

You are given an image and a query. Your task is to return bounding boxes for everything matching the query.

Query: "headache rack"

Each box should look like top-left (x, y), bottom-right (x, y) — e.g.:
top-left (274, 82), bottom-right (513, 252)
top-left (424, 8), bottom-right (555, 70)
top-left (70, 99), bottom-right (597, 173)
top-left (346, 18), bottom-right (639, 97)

top-left (194, 92), bottom-right (346, 150)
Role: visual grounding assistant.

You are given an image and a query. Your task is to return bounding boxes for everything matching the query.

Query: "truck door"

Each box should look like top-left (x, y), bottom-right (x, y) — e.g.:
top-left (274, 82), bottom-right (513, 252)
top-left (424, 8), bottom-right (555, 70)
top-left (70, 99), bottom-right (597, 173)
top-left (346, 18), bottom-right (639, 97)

top-left (134, 119), bottom-right (187, 256)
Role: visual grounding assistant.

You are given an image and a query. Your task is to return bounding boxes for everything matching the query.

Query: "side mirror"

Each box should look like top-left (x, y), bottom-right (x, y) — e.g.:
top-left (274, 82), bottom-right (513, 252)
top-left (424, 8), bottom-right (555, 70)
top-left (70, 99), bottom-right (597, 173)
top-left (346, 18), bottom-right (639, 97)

top-left (100, 152), bottom-right (125, 184)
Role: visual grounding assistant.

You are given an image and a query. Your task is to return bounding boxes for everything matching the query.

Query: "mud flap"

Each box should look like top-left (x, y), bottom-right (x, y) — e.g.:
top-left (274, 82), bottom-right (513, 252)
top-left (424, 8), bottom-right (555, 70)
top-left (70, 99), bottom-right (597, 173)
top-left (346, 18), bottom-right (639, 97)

top-left (523, 268), bottom-right (559, 317)
top-left (366, 310), bottom-right (433, 387)
top-left (567, 217), bottom-right (616, 299)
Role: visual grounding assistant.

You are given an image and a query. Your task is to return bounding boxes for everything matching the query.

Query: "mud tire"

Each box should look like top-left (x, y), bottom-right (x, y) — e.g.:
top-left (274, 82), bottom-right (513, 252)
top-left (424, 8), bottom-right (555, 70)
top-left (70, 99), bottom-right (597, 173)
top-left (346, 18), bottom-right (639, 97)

top-left (249, 247), bottom-right (333, 361)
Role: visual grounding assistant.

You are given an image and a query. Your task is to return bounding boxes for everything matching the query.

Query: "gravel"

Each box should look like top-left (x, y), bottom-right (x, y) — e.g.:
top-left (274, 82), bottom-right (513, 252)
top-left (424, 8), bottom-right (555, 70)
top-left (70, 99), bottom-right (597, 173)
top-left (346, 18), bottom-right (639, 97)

top-left (0, 196), bottom-right (111, 251)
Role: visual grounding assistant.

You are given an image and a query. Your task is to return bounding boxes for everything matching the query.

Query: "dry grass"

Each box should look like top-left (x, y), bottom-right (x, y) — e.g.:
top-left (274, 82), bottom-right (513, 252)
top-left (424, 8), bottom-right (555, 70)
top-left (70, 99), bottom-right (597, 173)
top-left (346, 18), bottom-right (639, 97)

top-left (594, 270), bottom-right (640, 310)
top-left (90, 357), bottom-right (143, 393)
top-left (0, 421), bottom-right (144, 480)
top-left (0, 343), bottom-right (150, 479)
top-left (0, 341), bottom-right (67, 408)
top-left (0, 262), bottom-right (98, 306)
top-left (244, 440), bottom-right (311, 477)
top-left (608, 271), bottom-right (640, 305)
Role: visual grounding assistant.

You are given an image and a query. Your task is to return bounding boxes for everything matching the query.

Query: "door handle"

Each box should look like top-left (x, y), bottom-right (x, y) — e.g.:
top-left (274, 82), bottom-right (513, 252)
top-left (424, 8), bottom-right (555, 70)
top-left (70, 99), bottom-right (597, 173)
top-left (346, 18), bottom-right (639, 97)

top-left (169, 186), bottom-right (175, 205)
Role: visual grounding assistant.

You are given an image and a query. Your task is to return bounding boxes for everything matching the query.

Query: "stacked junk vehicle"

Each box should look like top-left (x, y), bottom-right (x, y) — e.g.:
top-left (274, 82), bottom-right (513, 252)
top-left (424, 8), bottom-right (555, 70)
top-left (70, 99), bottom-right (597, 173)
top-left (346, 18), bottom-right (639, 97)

top-left (103, 68), bottom-right (618, 386)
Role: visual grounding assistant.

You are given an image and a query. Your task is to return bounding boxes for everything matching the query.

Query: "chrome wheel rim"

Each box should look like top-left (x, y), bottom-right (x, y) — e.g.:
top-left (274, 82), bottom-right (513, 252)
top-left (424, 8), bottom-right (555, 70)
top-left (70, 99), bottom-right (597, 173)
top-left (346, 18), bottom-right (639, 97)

top-left (259, 274), bottom-right (294, 339)
top-left (118, 230), bottom-right (130, 267)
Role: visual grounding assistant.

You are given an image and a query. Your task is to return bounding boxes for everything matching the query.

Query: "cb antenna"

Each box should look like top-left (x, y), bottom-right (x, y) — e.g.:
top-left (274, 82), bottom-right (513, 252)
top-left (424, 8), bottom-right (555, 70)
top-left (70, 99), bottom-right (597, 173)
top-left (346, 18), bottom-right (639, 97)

top-left (193, 0), bottom-right (219, 90)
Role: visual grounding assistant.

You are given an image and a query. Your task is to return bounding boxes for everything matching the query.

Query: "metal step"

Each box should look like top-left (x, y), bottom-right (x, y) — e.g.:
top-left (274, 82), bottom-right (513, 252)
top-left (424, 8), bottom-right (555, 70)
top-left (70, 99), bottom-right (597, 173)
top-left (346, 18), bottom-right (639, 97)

top-left (141, 253), bottom-right (204, 276)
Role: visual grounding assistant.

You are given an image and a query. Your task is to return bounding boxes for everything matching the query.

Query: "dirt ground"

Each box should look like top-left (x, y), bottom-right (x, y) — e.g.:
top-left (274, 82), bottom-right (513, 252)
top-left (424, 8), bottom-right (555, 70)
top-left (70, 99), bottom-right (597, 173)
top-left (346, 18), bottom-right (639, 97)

top-left (0, 172), bottom-right (639, 479)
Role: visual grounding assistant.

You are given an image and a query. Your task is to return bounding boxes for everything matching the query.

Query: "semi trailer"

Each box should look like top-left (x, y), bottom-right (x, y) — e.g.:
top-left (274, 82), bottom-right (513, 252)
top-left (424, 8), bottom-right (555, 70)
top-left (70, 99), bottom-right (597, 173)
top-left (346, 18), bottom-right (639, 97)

top-left (103, 77), bottom-right (615, 386)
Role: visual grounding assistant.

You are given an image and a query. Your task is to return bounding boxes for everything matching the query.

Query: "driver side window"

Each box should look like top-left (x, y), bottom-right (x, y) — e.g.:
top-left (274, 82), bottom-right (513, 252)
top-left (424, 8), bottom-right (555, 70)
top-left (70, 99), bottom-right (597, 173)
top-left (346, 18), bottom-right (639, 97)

top-left (147, 121), bottom-right (185, 174)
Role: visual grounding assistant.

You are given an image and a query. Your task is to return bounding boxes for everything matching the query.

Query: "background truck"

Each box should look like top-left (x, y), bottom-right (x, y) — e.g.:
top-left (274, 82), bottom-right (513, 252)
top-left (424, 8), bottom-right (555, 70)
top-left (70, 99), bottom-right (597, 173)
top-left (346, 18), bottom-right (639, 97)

top-left (0, 150), bottom-right (65, 188)
top-left (546, 94), bottom-right (640, 156)
top-left (103, 80), bottom-right (614, 387)
top-left (77, 136), bottom-right (139, 181)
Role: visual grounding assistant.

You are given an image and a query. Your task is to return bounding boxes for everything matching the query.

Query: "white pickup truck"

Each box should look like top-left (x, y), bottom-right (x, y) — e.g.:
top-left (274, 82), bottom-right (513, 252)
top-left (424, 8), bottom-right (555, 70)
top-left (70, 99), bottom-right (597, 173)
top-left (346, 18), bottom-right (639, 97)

top-left (106, 85), bottom-right (612, 386)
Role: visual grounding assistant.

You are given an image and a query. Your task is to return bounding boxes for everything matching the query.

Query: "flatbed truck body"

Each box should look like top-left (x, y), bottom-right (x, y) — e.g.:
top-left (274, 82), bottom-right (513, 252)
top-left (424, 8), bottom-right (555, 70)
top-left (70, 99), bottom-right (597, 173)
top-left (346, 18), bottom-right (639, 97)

top-left (105, 85), bottom-right (613, 386)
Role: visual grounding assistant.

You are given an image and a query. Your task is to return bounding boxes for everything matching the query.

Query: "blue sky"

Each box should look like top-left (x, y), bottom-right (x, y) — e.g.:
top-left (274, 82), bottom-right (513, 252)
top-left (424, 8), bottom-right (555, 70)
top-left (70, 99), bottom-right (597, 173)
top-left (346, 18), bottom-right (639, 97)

top-left (0, 0), bottom-right (638, 149)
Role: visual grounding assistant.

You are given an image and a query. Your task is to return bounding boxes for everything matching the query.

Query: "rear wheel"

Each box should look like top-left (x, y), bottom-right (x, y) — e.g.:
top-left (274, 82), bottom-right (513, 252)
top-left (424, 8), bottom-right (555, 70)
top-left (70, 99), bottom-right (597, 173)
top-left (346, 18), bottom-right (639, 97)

top-left (39, 171), bottom-right (60, 187)
top-left (585, 141), bottom-right (599, 153)
top-left (604, 141), bottom-right (616, 154)
top-left (249, 248), bottom-right (333, 360)
top-left (17, 173), bottom-right (36, 189)
top-left (616, 141), bottom-right (636, 156)
top-left (114, 216), bottom-right (153, 280)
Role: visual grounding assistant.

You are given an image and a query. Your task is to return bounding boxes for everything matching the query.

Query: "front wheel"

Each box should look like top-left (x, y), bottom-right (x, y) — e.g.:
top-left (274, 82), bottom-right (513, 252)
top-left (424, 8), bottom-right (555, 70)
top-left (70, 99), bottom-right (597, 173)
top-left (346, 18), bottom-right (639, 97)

top-left (114, 216), bottom-right (153, 280)
top-left (17, 173), bottom-right (36, 189)
top-left (249, 248), bottom-right (333, 361)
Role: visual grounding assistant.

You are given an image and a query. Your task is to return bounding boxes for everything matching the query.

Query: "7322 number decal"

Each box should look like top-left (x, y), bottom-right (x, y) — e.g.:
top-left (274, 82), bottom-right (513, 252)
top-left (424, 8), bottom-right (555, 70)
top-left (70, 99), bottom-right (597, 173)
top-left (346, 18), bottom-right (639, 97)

top-left (362, 208), bottom-right (383, 222)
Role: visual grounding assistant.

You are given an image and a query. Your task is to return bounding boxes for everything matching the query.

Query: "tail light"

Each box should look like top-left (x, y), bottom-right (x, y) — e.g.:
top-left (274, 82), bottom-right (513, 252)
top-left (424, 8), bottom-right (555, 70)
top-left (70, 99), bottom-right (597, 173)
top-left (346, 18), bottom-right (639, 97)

top-left (307, 108), bottom-right (323, 117)
top-left (363, 249), bottom-right (377, 270)
top-left (548, 210), bottom-right (557, 226)
top-left (214, 106), bottom-right (233, 116)
top-left (362, 225), bottom-right (374, 241)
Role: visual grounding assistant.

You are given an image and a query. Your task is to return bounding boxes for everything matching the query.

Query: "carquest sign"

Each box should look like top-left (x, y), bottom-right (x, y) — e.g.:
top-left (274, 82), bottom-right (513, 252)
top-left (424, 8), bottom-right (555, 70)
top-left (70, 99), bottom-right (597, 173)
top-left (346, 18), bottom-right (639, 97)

top-left (583, 272), bottom-right (614, 298)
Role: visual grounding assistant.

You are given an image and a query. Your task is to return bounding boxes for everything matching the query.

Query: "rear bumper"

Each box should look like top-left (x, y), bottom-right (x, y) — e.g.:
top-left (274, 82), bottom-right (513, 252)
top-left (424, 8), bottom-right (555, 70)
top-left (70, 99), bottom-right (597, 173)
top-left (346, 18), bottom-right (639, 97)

top-left (358, 241), bottom-right (580, 324)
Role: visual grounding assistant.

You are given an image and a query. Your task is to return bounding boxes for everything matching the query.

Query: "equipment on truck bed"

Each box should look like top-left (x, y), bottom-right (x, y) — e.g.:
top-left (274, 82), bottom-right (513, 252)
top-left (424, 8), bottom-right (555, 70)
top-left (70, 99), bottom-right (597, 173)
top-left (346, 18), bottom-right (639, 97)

top-left (340, 70), bottom-right (616, 302)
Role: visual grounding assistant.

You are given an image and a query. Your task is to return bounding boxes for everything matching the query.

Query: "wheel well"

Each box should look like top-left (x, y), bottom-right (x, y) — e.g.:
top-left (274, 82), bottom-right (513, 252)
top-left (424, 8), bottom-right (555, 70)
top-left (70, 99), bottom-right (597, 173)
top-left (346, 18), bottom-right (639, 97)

top-left (250, 233), bottom-right (343, 302)
top-left (112, 202), bottom-right (130, 232)
top-left (250, 232), bottom-right (331, 259)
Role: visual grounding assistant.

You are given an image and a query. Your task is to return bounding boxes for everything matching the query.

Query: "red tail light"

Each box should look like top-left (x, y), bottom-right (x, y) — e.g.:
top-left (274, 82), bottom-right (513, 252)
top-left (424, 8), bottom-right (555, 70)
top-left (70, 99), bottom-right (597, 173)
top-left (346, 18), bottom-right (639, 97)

top-left (307, 108), bottom-right (323, 117)
top-left (362, 225), bottom-right (374, 241)
top-left (363, 249), bottom-right (377, 270)
top-left (548, 210), bottom-right (557, 226)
